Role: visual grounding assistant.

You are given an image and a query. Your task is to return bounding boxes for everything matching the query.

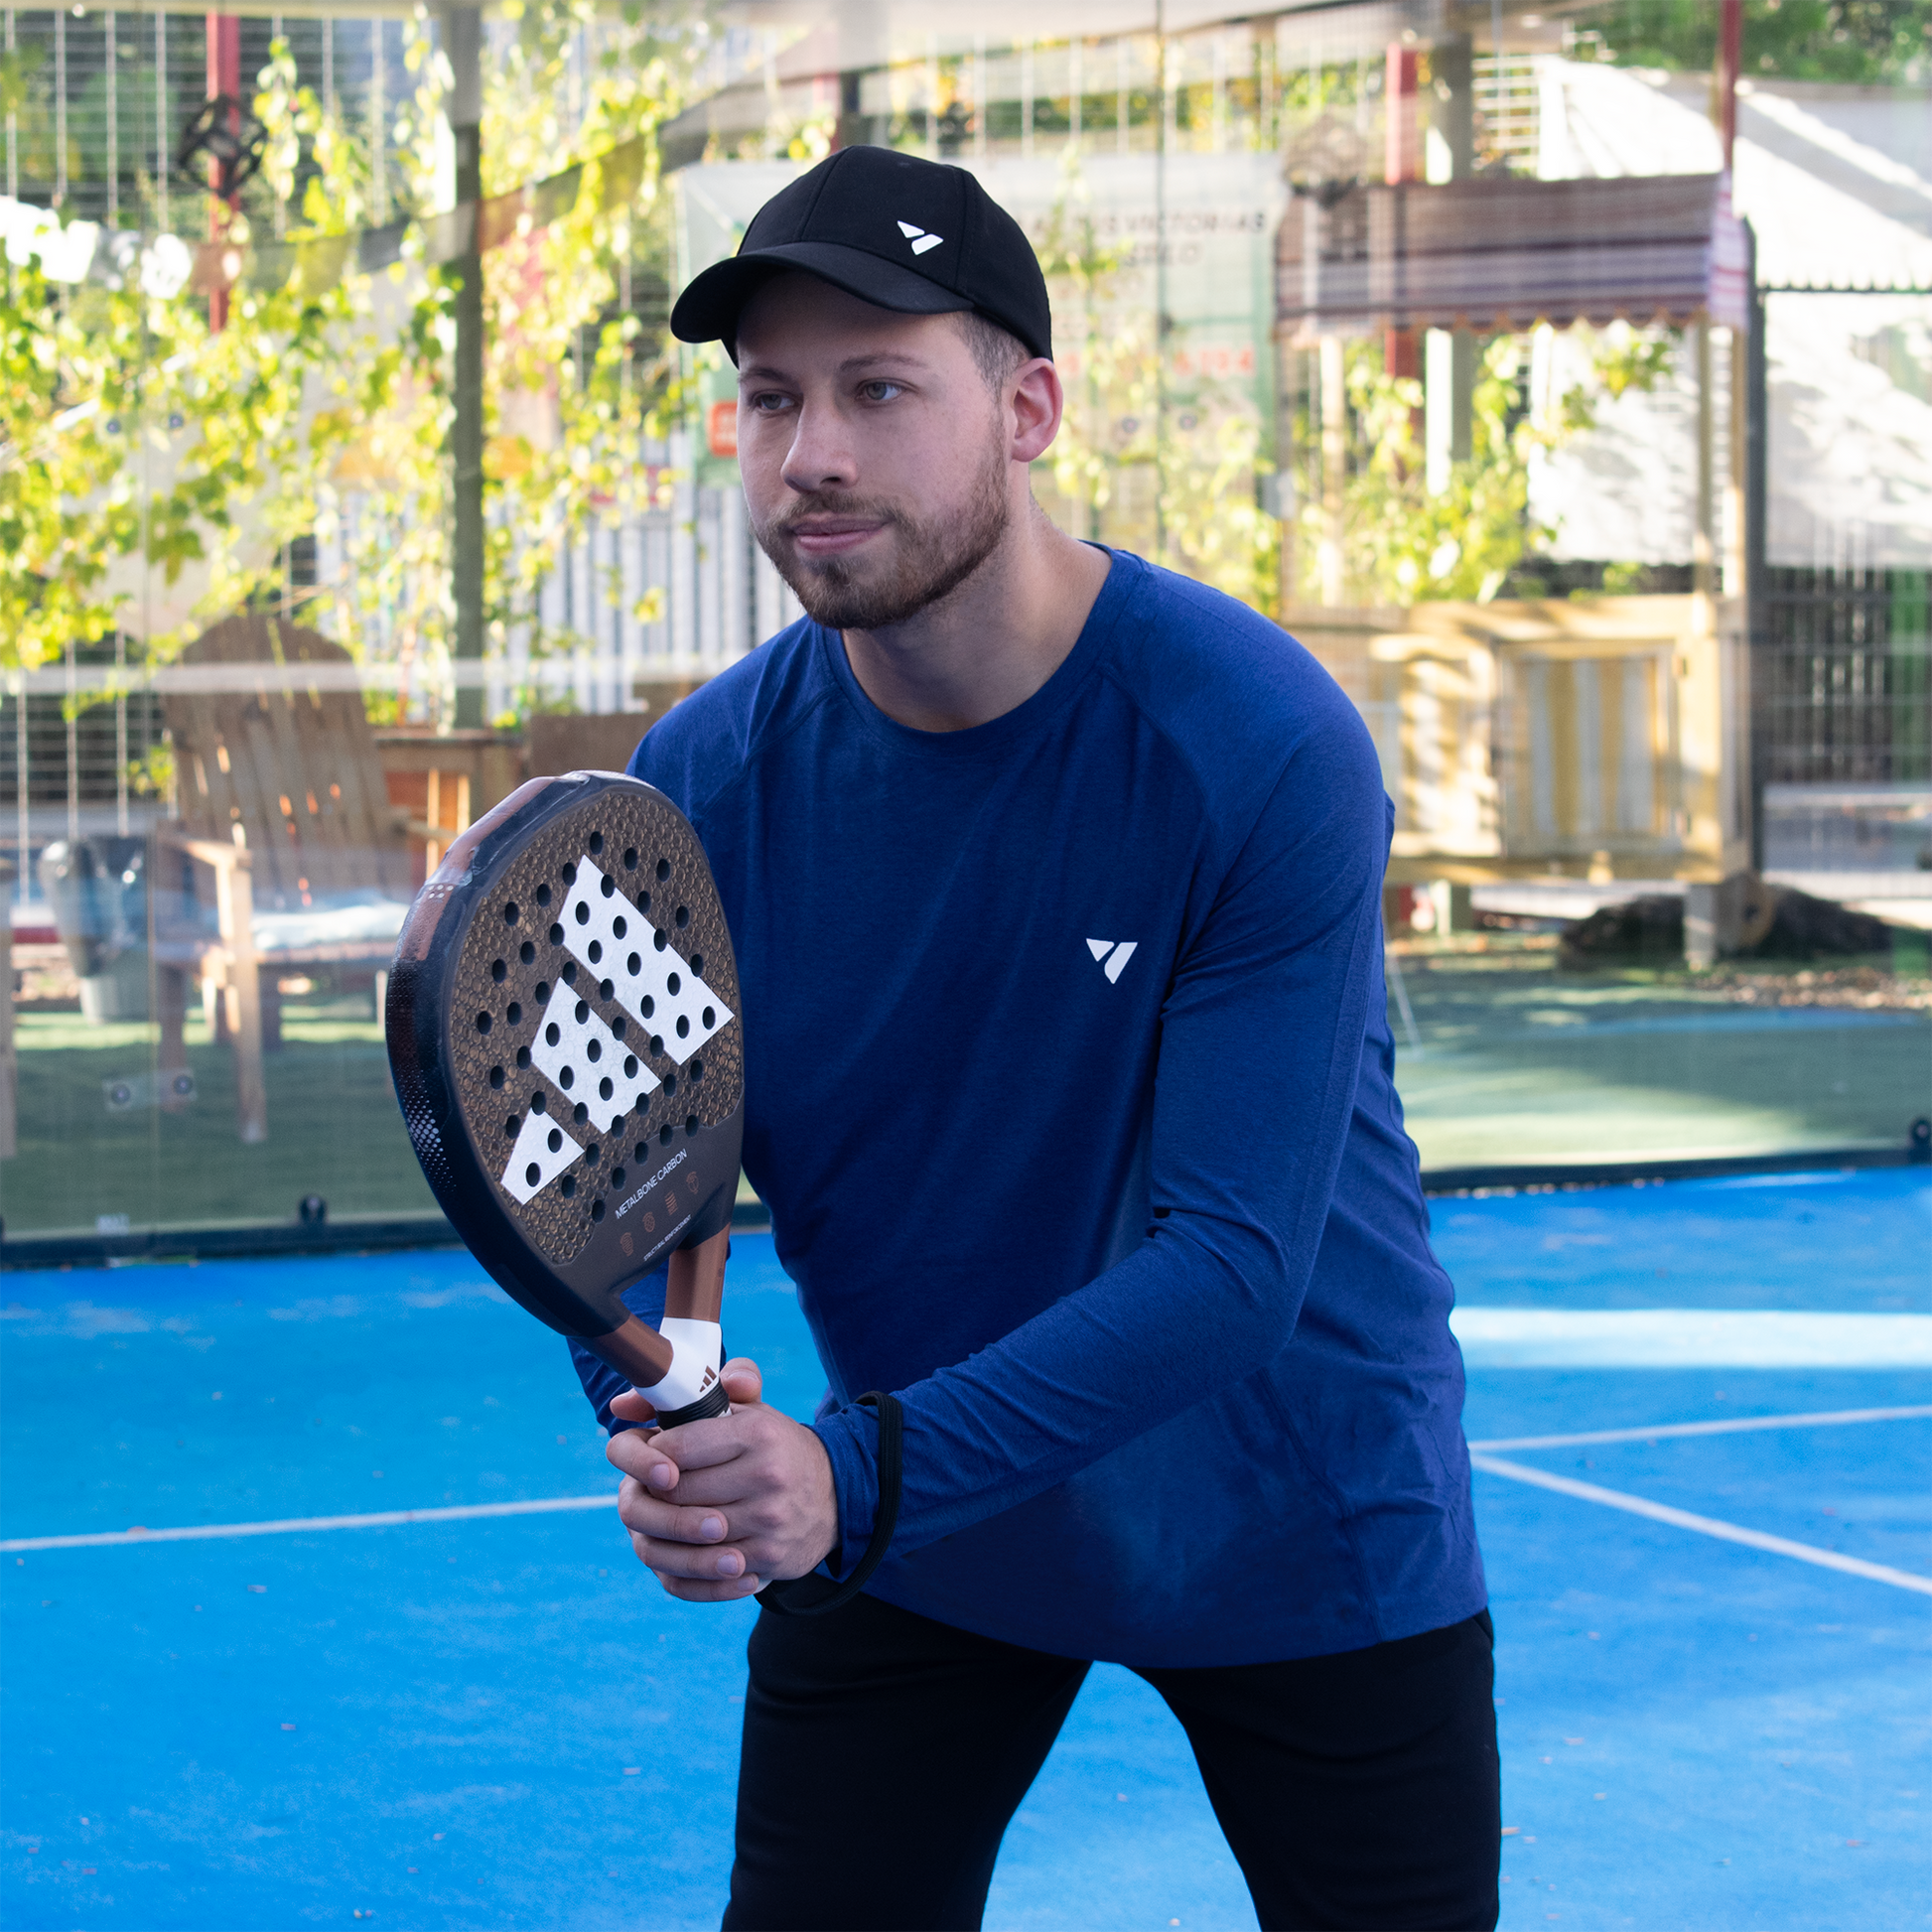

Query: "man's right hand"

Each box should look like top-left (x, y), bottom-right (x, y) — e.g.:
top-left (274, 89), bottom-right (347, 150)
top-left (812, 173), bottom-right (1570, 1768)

top-left (607, 1352), bottom-right (834, 1607)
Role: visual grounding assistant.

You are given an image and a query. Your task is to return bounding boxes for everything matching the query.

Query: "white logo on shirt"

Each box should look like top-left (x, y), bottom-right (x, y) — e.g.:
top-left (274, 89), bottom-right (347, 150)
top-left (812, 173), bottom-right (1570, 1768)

top-left (1086, 938), bottom-right (1138, 984)
top-left (897, 218), bottom-right (944, 256)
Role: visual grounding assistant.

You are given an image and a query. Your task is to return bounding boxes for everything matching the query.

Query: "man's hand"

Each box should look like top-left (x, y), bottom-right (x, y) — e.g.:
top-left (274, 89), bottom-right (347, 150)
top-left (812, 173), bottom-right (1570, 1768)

top-left (606, 1357), bottom-right (840, 1601)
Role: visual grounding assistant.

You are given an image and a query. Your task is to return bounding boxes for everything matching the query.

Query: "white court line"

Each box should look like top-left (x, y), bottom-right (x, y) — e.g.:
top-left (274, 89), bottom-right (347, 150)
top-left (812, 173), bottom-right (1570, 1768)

top-left (1469, 1454), bottom-right (1932, 1596)
top-left (0, 1493), bottom-right (617, 1554)
top-left (1470, 1404), bottom-right (1932, 1452)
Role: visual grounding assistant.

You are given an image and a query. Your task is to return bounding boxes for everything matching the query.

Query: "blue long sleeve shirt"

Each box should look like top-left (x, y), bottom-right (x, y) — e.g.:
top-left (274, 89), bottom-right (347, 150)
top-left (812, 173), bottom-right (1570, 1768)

top-left (570, 548), bottom-right (1485, 1668)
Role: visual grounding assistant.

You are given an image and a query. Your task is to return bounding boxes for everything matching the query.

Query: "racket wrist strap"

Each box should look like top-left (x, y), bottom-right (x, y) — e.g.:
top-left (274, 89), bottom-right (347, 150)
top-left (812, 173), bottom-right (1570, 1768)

top-left (760, 1390), bottom-right (901, 1618)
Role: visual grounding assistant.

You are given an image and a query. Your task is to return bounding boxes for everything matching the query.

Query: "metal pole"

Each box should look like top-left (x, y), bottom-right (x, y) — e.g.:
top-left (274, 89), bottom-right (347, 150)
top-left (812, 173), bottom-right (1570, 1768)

top-left (65, 642), bottom-right (78, 846)
top-left (53, 6), bottom-right (66, 206)
top-left (13, 671), bottom-right (27, 907)
top-left (206, 12), bottom-right (240, 332)
top-left (155, 11), bottom-right (168, 232)
top-left (116, 631), bottom-right (129, 837)
top-left (105, 11), bottom-right (117, 226)
top-left (1744, 223), bottom-right (1768, 871)
top-left (4, 11), bottom-right (16, 202)
top-left (445, 6), bottom-right (485, 729)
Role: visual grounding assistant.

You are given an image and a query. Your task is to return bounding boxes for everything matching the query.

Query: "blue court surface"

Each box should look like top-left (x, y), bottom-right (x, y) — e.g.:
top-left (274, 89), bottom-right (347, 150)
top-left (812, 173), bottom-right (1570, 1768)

top-left (3, 1170), bottom-right (1928, 1931)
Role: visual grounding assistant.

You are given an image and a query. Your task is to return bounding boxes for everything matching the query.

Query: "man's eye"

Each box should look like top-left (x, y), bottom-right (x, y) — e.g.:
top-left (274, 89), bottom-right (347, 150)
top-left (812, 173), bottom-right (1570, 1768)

top-left (747, 392), bottom-right (792, 413)
top-left (858, 380), bottom-right (901, 403)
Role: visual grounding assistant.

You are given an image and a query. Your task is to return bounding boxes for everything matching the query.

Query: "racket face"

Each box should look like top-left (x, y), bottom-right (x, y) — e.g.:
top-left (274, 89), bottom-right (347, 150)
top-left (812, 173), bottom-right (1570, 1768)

top-left (386, 771), bottom-right (745, 1344)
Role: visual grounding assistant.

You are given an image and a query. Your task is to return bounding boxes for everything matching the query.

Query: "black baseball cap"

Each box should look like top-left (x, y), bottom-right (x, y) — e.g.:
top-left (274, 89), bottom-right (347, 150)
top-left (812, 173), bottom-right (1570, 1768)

top-left (671, 146), bottom-right (1052, 363)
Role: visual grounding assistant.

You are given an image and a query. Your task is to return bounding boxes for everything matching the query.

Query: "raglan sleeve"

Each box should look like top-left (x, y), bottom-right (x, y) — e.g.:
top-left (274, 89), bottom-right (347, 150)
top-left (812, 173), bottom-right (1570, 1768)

top-left (809, 685), bottom-right (1392, 1575)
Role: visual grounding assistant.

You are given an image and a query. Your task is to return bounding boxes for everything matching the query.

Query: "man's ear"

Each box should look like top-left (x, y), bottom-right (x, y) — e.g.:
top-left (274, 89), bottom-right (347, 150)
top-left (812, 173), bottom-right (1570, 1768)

top-left (1008, 358), bottom-right (1064, 466)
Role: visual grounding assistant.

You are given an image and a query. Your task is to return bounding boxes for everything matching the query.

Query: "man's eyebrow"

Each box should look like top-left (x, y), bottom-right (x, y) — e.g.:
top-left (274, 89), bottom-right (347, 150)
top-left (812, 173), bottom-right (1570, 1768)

top-left (736, 350), bottom-right (935, 384)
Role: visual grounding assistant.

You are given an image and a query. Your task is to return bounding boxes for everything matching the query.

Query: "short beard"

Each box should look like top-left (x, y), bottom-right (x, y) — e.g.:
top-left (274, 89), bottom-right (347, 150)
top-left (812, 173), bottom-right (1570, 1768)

top-left (750, 435), bottom-right (1011, 631)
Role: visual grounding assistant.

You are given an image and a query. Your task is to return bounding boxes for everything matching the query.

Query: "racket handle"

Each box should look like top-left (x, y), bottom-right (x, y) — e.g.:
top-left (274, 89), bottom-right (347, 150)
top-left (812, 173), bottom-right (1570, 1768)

top-left (664, 1227), bottom-right (730, 1323)
top-left (643, 1225), bottom-right (733, 1426)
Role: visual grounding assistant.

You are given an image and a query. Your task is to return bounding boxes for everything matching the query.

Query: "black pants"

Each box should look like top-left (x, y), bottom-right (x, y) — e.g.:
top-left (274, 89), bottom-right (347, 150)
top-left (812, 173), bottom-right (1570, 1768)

top-left (723, 1594), bottom-right (1500, 1932)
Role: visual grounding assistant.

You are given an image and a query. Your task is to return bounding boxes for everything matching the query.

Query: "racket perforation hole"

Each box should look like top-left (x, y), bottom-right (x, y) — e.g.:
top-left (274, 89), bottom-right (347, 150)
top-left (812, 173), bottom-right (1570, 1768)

top-left (612, 1166), bottom-right (625, 1187)
top-left (572, 1102), bottom-right (589, 1124)
top-left (574, 902), bottom-right (590, 925)
top-left (587, 939), bottom-right (603, 964)
top-left (599, 978), bottom-right (614, 1000)
top-left (525, 1163), bottom-right (540, 1185)
top-left (599, 1077), bottom-right (614, 1101)
top-left (501, 900), bottom-right (518, 925)
top-left (545, 1023), bottom-right (561, 1046)
top-left (504, 1115), bottom-right (518, 1139)
top-left (531, 1092), bottom-right (548, 1115)
top-left (662, 1074), bottom-right (676, 1098)
top-left (640, 995), bottom-right (654, 1019)
top-left (591, 1197), bottom-right (605, 1222)
top-left (558, 1066), bottom-right (574, 1090)
top-left (635, 891), bottom-right (650, 913)
top-left (490, 958), bottom-right (506, 983)
top-left (585, 1144), bottom-right (600, 1166)
top-left (588, 832), bottom-right (604, 856)
top-left (676, 1016), bottom-right (690, 1038)
top-left (549, 923), bottom-right (564, 945)
top-left (519, 940), bottom-right (535, 965)
top-left (488, 1065), bottom-right (504, 1090)
top-left (546, 1128), bottom-right (562, 1153)
top-left (690, 954), bottom-right (703, 975)
top-left (652, 929), bottom-right (667, 952)
top-left (534, 980), bottom-right (550, 1005)
top-left (701, 1006), bottom-right (715, 1028)
top-left (563, 862), bottom-right (577, 885)
top-left (506, 1002), bottom-right (521, 1026)
top-left (560, 1175), bottom-right (576, 1198)
top-left (515, 1046), bottom-right (530, 1068)
top-left (475, 1012), bottom-right (492, 1035)
top-left (634, 1142), bottom-right (648, 1164)
top-left (536, 884), bottom-right (552, 908)
top-left (600, 873), bottom-right (616, 898)
top-left (562, 964), bottom-right (578, 989)
top-left (675, 905), bottom-right (689, 928)
top-left (689, 1059), bottom-right (703, 1082)
top-left (649, 1035), bottom-right (663, 1056)
top-left (623, 1055), bottom-right (638, 1078)
top-left (666, 972), bottom-right (681, 996)
top-left (655, 858), bottom-right (670, 882)
top-left (574, 999), bottom-right (590, 1023)
top-left (659, 1124), bottom-right (674, 1146)
top-left (613, 915), bottom-right (626, 939)
top-left (586, 1038), bottom-right (603, 1063)
top-left (626, 952), bottom-right (640, 976)
top-left (622, 847), bottom-right (637, 871)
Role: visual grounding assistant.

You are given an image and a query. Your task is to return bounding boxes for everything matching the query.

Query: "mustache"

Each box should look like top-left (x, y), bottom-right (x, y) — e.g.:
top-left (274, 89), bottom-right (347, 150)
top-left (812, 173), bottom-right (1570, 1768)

top-left (767, 495), bottom-right (905, 535)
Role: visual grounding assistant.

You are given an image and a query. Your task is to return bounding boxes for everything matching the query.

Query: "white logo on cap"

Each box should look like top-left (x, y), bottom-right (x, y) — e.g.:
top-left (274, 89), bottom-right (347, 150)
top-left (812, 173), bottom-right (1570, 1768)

top-left (897, 219), bottom-right (943, 256)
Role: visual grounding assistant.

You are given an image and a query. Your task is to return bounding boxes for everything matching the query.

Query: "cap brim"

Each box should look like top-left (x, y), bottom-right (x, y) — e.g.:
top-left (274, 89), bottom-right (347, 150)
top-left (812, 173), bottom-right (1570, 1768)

top-left (670, 241), bottom-right (970, 352)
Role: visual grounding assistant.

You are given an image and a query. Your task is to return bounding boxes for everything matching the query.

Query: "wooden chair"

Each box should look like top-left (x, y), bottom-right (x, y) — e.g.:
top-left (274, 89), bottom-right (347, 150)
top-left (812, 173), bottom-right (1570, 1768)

top-left (152, 615), bottom-right (455, 1143)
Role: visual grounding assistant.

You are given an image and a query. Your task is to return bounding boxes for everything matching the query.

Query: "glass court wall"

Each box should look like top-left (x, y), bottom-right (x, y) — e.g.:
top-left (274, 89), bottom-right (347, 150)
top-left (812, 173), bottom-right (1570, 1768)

top-left (2, 0), bottom-right (1927, 1247)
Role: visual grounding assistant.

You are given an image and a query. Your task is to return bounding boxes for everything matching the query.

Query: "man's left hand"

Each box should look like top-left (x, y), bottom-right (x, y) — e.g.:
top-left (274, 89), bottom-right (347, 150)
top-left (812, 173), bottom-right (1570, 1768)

top-left (607, 1360), bottom-right (840, 1601)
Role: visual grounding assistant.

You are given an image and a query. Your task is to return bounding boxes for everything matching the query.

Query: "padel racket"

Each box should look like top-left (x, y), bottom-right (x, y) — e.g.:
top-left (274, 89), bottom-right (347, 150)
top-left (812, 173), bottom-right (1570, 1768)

top-left (385, 770), bottom-right (743, 1425)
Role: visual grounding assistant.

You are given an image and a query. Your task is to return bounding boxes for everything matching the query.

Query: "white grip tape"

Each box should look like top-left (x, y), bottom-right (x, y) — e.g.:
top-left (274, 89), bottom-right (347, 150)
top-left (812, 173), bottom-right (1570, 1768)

top-left (633, 1316), bottom-right (723, 1415)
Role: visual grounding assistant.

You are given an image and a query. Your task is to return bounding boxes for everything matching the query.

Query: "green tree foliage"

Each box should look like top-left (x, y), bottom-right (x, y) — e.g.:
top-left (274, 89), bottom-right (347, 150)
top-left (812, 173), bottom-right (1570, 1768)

top-left (1584, 0), bottom-right (1932, 82)
top-left (2, 0), bottom-right (702, 731)
top-left (1302, 325), bottom-right (1675, 607)
top-left (1, 220), bottom-right (349, 679)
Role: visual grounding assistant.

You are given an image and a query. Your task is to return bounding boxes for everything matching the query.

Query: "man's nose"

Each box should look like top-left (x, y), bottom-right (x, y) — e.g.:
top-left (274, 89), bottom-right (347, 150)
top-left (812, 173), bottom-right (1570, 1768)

top-left (780, 401), bottom-right (859, 494)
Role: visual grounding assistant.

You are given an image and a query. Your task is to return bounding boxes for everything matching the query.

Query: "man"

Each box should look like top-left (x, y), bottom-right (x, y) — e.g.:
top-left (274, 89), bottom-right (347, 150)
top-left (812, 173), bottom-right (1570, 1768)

top-left (569, 145), bottom-right (1497, 1931)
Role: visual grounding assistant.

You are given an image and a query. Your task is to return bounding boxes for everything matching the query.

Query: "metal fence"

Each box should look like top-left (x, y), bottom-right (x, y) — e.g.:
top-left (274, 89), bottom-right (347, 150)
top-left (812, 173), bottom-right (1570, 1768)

top-left (1759, 567), bottom-right (1932, 789)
